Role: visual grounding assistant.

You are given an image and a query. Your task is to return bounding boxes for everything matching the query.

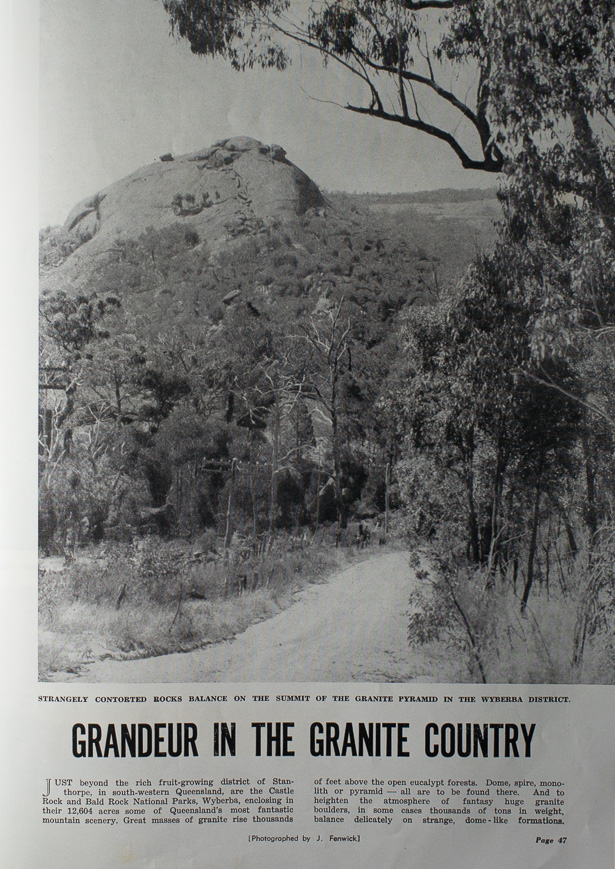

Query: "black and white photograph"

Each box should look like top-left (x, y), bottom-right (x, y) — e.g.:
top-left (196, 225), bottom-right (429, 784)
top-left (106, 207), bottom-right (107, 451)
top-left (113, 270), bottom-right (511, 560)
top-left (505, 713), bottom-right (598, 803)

top-left (3, 2), bottom-right (613, 868)
top-left (37, 0), bottom-right (615, 686)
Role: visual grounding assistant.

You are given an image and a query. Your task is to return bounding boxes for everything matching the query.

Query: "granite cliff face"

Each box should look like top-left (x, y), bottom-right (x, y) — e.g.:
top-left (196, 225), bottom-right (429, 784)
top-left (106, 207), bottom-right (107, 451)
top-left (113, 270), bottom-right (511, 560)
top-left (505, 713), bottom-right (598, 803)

top-left (42, 137), bottom-right (325, 295)
top-left (65, 136), bottom-right (323, 246)
top-left (41, 140), bottom-right (498, 318)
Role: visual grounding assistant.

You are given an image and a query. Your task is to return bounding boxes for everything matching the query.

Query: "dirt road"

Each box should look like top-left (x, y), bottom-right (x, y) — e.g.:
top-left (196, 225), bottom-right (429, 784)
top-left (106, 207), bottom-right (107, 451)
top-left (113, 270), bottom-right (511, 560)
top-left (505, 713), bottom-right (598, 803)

top-left (74, 550), bottom-right (426, 683)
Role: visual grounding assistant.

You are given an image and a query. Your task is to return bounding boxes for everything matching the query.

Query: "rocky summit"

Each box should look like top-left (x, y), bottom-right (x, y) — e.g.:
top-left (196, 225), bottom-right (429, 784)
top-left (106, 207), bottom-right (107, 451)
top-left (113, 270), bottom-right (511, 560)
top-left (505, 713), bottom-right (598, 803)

top-left (52, 137), bottom-right (323, 275)
top-left (41, 139), bottom-right (498, 313)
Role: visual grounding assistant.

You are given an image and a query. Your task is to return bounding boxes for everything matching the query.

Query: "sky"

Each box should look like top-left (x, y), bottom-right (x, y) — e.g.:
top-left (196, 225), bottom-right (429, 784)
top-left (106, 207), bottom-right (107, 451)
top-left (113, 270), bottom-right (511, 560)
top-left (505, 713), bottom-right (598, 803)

top-left (39, 0), bottom-right (496, 227)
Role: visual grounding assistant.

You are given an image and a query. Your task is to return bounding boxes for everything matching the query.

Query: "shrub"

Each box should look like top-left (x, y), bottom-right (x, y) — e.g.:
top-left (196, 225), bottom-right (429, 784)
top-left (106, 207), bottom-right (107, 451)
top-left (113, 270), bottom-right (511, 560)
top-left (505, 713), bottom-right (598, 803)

top-left (408, 527), bottom-right (615, 684)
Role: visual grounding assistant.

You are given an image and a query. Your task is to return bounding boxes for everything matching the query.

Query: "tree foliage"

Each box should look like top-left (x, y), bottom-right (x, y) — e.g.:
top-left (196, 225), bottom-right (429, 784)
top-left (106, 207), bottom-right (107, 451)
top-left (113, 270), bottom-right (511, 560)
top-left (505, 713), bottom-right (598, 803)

top-left (39, 203), bottom-right (424, 546)
top-left (161, 0), bottom-right (614, 178)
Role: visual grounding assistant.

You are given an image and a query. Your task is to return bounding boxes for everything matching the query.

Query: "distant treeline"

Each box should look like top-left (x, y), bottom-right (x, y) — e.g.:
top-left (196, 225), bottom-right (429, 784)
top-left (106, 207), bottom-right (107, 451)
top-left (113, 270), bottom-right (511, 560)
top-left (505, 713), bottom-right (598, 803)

top-left (328, 188), bottom-right (499, 206)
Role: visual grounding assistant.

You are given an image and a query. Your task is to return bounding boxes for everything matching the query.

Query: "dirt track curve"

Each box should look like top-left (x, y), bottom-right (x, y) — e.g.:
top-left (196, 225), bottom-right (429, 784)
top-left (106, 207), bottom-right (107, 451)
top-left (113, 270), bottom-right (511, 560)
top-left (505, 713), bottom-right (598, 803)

top-left (73, 550), bottom-right (424, 683)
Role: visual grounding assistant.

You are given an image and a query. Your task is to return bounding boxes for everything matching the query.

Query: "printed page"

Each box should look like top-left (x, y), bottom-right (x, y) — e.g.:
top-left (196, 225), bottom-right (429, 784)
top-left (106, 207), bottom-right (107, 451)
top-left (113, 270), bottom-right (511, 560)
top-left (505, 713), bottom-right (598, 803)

top-left (2, 1), bottom-right (614, 867)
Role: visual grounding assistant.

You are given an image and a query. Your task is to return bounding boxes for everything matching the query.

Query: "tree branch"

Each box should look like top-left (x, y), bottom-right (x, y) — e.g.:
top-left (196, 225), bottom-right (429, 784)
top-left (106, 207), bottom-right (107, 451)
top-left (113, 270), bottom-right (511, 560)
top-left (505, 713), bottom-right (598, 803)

top-left (401, 0), bottom-right (470, 9)
top-left (344, 104), bottom-right (503, 171)
top-left (519, 367), bottom-right (615, 430)
top-left (350, 45), bottom-right (482, 129)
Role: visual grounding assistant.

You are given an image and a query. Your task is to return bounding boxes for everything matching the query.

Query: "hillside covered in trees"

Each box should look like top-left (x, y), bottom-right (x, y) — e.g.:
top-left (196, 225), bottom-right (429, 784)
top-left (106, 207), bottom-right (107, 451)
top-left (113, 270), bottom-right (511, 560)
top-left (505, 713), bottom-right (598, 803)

top-left (39, 118), bottom-right (615, 683)
top-left (39, 140), bottom-right (496, 553)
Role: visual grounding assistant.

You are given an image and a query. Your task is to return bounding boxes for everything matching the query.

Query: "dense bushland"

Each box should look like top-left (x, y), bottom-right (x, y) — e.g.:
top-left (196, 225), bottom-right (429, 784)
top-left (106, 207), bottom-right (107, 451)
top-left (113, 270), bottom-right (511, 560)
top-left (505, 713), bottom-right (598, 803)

top-left (39, 176), bottom-right (615, 683)
top-left (39, 202), bottom-right (430, 553)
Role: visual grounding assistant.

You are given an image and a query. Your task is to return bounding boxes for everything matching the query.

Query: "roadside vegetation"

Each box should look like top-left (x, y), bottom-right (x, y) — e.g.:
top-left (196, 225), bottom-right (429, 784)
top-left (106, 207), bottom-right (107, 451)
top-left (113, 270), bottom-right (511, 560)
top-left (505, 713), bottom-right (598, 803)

top-left (406, 537), bottom-right (615, 684)
top-left (39, 530), bottom-right (355, 679)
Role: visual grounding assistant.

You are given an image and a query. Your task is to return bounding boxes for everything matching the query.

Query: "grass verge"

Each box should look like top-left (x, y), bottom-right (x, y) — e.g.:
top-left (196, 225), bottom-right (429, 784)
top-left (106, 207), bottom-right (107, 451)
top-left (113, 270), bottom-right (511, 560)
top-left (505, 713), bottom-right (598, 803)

top-left (39, 532), bottom-right (354, 680)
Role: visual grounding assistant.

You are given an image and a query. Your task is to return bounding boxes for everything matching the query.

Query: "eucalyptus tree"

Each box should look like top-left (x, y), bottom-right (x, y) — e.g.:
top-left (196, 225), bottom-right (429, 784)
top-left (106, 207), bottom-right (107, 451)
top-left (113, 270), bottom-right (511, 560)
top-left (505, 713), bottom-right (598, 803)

top-left (161, 0), bottom-right (614, 184)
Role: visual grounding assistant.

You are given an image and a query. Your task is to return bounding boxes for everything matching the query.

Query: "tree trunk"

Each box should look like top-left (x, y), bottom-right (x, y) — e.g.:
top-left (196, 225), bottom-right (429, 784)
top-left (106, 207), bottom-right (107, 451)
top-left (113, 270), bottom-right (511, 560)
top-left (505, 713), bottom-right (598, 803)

top-left (582, 432), bottom-right (598, 542)
top-left (466, 477), bottom-right (480, 565)
top-left (268, 394), bottom-right (281, 534)
top-left (567, 97), bottom-right (615, 242)
top-left (191, 456), bottom-right (199, 540)
top-left (331, 388), bottom-right (346, 528)
top-left (384, 460), bottom-right (390, 540)
top-left (463, 430), bottom-right (480, 564)
top-left (314, 461), bottom-right (322, 532)
top-left (224, 458), bottom-right (237, 550)
top-left (486, 437), bottom-right (507, 582)
top-left (549, 493), bottom-right (577, 557)
top-left (521, 477), bottom-right (542, 612)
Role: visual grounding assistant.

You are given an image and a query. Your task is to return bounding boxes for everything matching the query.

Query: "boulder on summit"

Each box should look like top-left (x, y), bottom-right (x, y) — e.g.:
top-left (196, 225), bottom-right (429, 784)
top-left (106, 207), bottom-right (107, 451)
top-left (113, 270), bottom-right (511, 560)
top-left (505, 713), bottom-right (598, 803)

top-left (62, 136), bottom-right (324, 255)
